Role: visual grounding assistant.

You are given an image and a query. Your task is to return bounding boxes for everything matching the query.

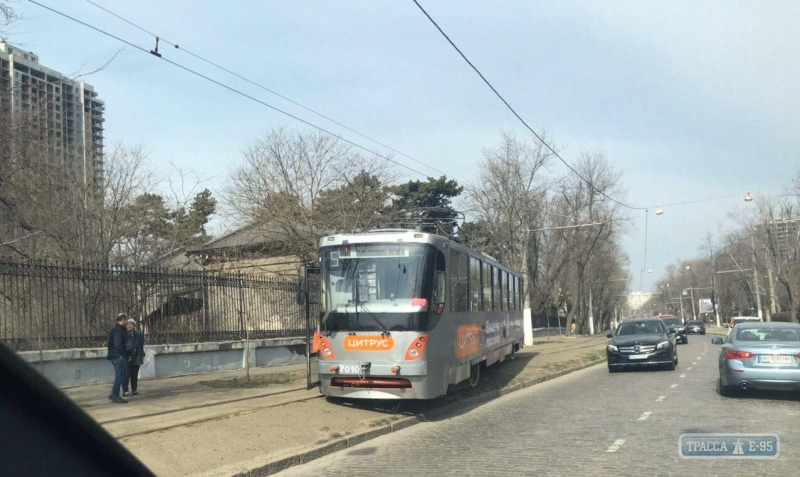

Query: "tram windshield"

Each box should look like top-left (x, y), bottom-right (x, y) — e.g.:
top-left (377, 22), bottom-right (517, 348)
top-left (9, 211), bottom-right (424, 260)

top-left (320, 243), bottom-right (435, 332)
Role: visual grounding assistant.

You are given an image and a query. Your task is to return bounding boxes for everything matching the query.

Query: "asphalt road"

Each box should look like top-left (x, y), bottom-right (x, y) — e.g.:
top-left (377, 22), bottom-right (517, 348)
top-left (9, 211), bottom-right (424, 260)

top-left (278, 336), bottom-right (800, 476)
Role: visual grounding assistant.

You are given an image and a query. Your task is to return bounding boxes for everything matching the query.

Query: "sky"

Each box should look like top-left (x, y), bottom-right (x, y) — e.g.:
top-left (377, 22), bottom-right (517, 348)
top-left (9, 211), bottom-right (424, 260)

top-left (6, 0), bottom-right (799, 292)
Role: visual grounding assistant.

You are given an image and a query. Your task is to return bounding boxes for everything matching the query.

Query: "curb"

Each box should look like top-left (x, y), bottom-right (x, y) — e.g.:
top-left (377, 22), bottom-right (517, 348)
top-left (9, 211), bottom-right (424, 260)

top-left (228, 357), bottom-right (605, 476)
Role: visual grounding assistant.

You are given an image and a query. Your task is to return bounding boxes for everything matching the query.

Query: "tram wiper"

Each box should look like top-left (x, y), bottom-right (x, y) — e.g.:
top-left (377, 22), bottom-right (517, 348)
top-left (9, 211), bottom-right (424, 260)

top-left (356, 301), bottom-right (391, 336)
top-left (354, 273), bottom-right (390, 336)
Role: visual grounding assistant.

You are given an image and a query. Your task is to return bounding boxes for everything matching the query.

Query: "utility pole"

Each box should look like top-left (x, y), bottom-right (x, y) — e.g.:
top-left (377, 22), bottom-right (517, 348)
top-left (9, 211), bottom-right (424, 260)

top-left (689, 287), bottom-right (697, 321)
top-left (588, 288), bottom-right (594, 336)
top-left (711, 247), bottom-right (721, 327)
top-left (768, 267), bottom-right (778, 314)
top-left (751, 235), bottom-right (763, 320)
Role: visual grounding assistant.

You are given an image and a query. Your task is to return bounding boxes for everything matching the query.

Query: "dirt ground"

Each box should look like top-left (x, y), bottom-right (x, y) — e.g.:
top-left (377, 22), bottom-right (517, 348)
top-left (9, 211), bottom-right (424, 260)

top-left (103, 337), bottom-right (610, 476)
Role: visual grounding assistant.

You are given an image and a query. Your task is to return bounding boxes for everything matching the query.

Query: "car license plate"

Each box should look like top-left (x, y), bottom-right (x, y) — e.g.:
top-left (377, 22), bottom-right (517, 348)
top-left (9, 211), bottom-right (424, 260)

top-left (758, 355), bottom-right (792, 364)
top-left (629, 354), bottom-right (649, 360)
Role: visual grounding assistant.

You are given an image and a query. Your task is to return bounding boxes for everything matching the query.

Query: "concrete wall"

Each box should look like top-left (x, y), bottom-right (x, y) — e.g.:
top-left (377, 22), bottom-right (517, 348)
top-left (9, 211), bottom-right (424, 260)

top-left (18, 337), bottom-right (306, 389)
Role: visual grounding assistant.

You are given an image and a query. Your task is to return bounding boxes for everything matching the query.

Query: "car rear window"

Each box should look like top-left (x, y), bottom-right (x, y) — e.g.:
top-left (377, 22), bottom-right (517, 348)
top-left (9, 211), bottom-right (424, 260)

top-left (687, 321), bottom-right (704, 326)
top-left (616, 321), bottom-right (665, 336)
top-left (661, 318), bottom-right (683, 327)
top-left (736, 327), bottom-right (800, 341)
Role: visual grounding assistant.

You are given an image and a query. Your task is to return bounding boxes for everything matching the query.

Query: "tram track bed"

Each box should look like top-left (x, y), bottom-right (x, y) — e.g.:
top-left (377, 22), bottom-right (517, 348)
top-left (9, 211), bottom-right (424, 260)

top-left (77, 336), bottom-right (609, 476)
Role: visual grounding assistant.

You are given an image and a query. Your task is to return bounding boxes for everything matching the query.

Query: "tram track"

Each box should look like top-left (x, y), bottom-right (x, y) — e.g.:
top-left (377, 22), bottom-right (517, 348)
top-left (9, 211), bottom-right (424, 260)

top-left (100, 384), bottom-right (310, 426)
top-left (114, 391), bottom-right (324, 440)
top-left (108, 337), bottom-right (607, 439)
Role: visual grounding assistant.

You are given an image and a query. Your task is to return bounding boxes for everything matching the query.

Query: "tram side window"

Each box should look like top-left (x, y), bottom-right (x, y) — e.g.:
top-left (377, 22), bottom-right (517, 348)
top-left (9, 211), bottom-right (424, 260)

top-left (469, 257), bottom-right (482, 311)
top-left (492, 266), bottom-right (501, 310)
top-left (458, 252), bottom-right (469, 311)
top-left (481, 261), bottom-right (492, 311)
top-left (504, 271), bottom-right (511, 310)
top-left (432, 250), bottom-right (447, 307)
top-left (512, 276), bottom-right (518, 310)
top-left (449, 250), bottom-right (469, 312)
top-left (516, 276), bottom-right (523, 310)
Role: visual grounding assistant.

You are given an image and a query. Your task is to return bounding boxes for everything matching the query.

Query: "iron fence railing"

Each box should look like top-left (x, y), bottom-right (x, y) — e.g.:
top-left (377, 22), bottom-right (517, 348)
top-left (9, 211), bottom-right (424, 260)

top-left (0, 259), bottom-right (308, 351)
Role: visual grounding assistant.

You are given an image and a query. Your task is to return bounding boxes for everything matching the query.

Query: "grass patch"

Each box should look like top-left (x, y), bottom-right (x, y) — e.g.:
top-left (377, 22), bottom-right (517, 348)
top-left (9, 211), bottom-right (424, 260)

top-left (540, 352), bottom-right (604, 374)
top-left (199, 371), bottom-right (304, 389)
top-left (369, 418), bottom-right (392, 428)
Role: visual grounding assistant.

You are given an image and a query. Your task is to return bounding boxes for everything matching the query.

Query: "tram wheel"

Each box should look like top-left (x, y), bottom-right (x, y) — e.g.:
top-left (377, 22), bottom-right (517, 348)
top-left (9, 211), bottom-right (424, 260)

top-left (469, 363), bottom-right (481, 388)
top-left (507, 345), bottom-right (516, 361)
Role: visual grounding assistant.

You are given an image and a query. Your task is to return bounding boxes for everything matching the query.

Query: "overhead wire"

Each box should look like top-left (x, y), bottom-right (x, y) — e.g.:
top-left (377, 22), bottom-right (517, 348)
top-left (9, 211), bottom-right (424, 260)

top-left (410, 1), bottom-right (800, 291)
top-left (648, 184), bottom-right (788, 209)
top-left (411, 0), bottom-right (647, 211)
top-left (28, 0), bottom-right (438, 181)
top-left (31, 1), bottom-right (790, 270)
top-left (82, 0), bottom-right (454, 181)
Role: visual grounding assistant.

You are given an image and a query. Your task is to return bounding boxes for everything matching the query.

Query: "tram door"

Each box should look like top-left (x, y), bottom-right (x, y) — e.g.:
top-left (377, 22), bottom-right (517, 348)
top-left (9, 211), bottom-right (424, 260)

top-left (299, 263), bottom-right (321, 390)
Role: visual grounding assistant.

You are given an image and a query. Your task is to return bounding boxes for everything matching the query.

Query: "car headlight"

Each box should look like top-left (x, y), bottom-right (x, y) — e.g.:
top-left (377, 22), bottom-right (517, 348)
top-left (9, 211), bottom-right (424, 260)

top-left (607, 344), bottom-right (618, 352)
top-left (656, 340), bottom-right (670, 350)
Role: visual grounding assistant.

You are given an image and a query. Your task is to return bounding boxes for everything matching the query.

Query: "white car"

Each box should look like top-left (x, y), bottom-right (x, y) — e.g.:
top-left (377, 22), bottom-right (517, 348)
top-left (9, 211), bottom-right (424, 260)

top-left (727, 316), bottom-right (762, 334)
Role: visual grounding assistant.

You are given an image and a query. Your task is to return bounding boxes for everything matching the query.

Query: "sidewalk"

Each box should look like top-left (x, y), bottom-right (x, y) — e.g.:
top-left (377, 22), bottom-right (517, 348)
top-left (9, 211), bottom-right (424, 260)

top-left (66, 335), bottom-right (610, 476)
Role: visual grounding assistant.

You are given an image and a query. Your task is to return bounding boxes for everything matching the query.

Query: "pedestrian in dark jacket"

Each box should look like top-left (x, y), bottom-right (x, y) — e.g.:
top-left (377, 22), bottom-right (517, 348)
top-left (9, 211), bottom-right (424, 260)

top-left (107, 313), bottom-right (132, 403)
top-left (122, 319), bottom-right (145, 396)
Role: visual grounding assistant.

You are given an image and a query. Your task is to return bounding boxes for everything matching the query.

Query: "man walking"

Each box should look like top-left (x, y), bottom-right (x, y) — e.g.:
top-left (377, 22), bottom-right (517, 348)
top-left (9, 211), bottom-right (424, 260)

top-left (107, 313), bottom-right (131, 403)
top-left (122, 318), bottom-right (145, 397)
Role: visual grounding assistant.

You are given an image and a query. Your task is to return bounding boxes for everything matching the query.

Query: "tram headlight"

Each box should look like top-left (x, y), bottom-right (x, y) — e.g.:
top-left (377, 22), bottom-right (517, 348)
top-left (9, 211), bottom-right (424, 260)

top-left (318, 335), bottom-right (336, 359)
top-left (405, 334), bottom-right (428, 361)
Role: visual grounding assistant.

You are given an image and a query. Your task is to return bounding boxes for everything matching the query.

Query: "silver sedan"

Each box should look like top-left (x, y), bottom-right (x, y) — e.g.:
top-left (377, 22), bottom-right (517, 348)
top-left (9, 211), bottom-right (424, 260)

top-left (712, 322), bottom-right (800, 396)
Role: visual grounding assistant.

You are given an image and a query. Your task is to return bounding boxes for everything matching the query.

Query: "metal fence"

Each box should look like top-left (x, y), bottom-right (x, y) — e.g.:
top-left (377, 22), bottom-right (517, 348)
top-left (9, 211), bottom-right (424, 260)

top-left (0, 260), bottom-right (308, 351)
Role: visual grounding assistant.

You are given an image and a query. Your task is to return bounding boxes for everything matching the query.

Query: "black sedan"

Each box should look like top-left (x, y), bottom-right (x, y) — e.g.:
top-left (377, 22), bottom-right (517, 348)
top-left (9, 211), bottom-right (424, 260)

top-left (606, 318), bottom-right (678, 373)
top-left (661, 317), bottom-right (688, 344)
top-left (685, 321), bottom-right (706, 335)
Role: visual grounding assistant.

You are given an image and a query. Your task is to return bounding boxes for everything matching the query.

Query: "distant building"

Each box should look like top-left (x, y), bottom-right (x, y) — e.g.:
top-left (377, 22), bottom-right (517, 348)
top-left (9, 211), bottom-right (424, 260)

top-left (627, 292), bottom-right (655, 316)
top-left (157, 223), bottom-right (303, 276)
top-left (770, 217), bottom-right (800, 261)
top-left (0, 41), bottom-right (105, 191)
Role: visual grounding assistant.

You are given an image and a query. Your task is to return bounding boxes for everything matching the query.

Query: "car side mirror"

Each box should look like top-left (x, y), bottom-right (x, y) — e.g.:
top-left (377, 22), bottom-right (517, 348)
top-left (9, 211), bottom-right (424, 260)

top-left (711, 337), bottom-right (724, 345)
top-left (669, 329), bottom-right (676, 334)
top-left (606, 333), bottom-right (613, 338)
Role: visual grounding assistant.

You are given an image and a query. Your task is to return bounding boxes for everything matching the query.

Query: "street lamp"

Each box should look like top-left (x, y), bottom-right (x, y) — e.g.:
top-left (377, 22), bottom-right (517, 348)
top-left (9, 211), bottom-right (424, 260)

top-left (686, 265), bottom-right (697, 320)
top-left (742, 195), bottom-right (764, 320)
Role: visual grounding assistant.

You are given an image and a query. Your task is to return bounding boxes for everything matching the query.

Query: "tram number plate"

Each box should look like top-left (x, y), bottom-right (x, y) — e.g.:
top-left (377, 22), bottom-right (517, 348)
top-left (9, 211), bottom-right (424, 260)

top-left (339, 364), bottom-right (362, 374)
top-left (758, 355), bottom-right (792, 364)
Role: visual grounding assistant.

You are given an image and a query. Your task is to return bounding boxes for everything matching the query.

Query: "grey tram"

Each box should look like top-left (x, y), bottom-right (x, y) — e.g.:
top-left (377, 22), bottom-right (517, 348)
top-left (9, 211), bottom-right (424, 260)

top-left (315, 229), bottom-right (524, 399)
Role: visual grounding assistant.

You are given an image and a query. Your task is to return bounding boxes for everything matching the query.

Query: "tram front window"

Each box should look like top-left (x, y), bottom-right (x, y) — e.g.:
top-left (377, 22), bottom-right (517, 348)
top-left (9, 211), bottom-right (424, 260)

top-left (320, 243), bottom-right (435, 332)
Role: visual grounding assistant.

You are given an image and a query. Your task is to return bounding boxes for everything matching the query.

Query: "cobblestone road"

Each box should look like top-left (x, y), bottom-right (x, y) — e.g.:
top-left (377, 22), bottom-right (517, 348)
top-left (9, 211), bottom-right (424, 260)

top-left (279, 337), bottom-right (800, 476)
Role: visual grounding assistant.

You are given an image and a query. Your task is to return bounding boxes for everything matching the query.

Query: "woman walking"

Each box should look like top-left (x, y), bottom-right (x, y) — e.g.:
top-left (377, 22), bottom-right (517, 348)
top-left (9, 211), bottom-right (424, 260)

top-left (122, 319), bottom-right (145, 397)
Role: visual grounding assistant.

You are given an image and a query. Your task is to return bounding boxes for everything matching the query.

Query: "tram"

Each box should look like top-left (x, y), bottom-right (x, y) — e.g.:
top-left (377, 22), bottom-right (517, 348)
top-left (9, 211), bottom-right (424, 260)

top-left (314, 228), bottom-right (524, 399)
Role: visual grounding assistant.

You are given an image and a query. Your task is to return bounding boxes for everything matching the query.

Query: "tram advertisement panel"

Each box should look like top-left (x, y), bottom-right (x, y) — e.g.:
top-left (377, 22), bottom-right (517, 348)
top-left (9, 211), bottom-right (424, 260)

top-left (485, 312), bottom-right (523, 348)
top-left (456, 324), bottom-right (481, 358)
top-left (343, 335), bottom-right (395, 351)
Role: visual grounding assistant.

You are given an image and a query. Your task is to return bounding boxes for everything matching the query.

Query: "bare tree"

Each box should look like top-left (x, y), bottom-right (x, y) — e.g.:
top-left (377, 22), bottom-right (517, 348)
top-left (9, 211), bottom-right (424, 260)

top-left (557, 151), bottom-right (630, 335)
top-left (1, 137), bottom-right (156, 262)
top-left (757, 188), bottom-right (800, 323)
top-left (465, 131), bottom-right (554, 307)
top-left (224, 127), bottom-right (395, 263)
